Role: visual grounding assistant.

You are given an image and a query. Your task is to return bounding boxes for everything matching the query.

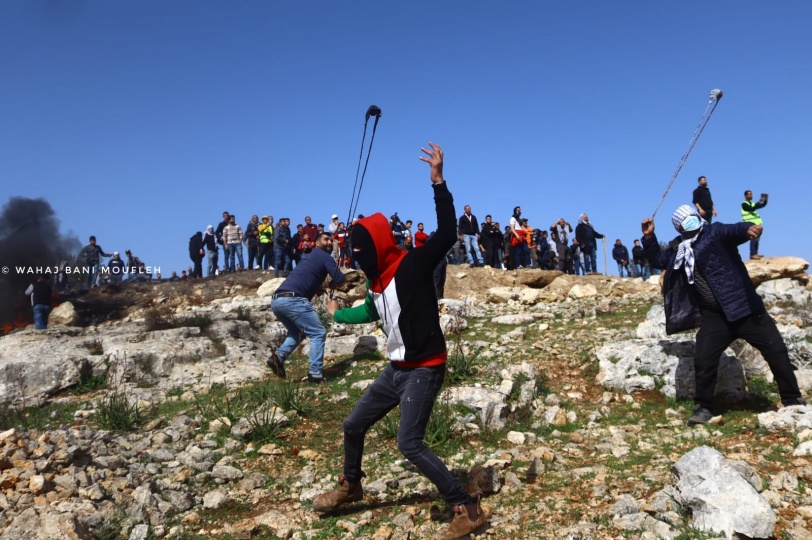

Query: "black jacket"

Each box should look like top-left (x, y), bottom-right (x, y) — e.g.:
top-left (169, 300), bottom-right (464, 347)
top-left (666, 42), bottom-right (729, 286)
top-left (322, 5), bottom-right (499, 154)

top-left (643, 221), bottom-right (763, 334)
top-left (575, 222), bottom-right (604, 250)
top-left (189, 232), bottom-right (204, 261)
top-left (458, 213), bottom-right (479, 236)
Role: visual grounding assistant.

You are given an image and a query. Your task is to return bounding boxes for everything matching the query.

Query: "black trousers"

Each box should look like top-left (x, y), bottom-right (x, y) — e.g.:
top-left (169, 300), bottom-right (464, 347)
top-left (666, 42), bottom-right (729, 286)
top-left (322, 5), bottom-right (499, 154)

top-left (258, 243), bottom-right (274, 269)
top-left (694, 308), bottom-right (802, 410)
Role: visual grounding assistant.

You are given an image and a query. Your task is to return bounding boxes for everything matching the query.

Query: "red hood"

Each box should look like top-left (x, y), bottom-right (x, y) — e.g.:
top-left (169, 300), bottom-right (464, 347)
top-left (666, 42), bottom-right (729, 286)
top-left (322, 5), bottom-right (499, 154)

top-left (354, 212), bottom-right (406, 293)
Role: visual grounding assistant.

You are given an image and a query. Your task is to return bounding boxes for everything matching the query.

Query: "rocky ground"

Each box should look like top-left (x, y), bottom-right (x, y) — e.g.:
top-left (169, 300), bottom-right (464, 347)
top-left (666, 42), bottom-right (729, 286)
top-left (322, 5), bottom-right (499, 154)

top-left (1, 258), bottom-right (812, 540)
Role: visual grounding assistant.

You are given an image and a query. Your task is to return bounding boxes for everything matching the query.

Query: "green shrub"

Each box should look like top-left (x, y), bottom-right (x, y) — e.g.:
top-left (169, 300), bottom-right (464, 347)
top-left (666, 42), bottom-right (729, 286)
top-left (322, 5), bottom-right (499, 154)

top-left (96, 390), bottom-right (143, 432)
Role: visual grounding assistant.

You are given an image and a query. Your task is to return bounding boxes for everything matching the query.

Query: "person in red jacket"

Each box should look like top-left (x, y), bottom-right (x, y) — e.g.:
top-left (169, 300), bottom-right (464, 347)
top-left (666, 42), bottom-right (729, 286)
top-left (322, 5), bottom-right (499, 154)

top-left (414, 222), bottom-right (429, 247)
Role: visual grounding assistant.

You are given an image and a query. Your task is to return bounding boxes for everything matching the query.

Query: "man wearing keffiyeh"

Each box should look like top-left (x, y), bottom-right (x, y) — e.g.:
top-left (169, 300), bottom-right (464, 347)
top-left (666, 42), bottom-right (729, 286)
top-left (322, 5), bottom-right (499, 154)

top-left (640, 205), bottom-right (805, 425)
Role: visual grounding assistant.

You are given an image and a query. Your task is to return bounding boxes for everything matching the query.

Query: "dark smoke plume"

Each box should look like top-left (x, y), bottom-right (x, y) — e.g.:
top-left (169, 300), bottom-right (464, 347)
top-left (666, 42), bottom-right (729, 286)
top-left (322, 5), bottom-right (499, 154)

top-left (0, 197), bottom-right (81, 331)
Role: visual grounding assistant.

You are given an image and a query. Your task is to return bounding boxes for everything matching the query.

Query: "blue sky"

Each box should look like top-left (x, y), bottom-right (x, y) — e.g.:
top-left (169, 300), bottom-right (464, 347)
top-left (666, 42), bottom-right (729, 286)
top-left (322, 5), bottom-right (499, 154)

top-left (2, 1), bottom-right (810, 277)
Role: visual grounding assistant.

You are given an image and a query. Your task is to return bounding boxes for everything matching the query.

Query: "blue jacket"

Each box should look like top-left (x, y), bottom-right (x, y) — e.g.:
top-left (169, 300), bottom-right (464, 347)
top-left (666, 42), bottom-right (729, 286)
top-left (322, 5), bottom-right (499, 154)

top-left (642, 222), bottom-right (763, 333)
top-left (612, 245), bottom-right (629, 263)
top-left (277, 247), bottom-right (345, 300)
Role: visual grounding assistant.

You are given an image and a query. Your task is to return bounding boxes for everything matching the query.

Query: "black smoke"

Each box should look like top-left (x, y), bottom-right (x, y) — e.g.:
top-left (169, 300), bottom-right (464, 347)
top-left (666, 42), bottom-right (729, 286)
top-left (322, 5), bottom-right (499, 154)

top-left (0, 197), bottom-right (81, 330)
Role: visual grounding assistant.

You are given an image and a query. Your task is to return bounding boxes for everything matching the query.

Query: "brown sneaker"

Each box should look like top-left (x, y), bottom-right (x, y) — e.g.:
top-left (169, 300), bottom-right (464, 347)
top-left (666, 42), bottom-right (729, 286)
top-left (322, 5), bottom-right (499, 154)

top-left (432, 495), bottom-right (492, 540)
top-left (312, 475), bottom-right (363, 512)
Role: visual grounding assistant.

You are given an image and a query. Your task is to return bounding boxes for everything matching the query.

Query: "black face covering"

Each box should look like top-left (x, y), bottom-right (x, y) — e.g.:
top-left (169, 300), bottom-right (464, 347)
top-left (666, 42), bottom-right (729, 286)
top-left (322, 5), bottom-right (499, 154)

top-left (350, 225), bottom-right (379, 279)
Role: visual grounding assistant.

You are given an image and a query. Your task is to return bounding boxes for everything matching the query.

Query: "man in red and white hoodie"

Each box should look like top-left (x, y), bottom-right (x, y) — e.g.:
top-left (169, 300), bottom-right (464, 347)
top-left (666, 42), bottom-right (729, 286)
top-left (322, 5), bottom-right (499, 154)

top-left (313, 142), bottom-right (491, 540)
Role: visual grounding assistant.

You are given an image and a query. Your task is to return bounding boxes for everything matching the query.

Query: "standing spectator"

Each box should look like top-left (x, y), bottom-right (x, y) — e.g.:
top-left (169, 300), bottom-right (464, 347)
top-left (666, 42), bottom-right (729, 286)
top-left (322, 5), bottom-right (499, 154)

top-left (575, 213), bottom-right (605, 275)
top-left (414, 222), bottom-right (429, 248)
top-left (108, 252), bottom-right (126, 284)
top-left (692, 175), bottom-right (718, 224)
top-left (215, 211), bottom-right (230, 247)
top-left (523, 220), bottom-right (537, 268)
top-left (291, 224), bottom-right (304, 267)
top-left (329, 214), bottom-right (340, 261)
top-left (550, 218), bottom-right (573, 271)
top-left (641, 205), bottom-right (805, 425)
top-left (258, 216), bottom-right (275, 270)
top-left (78, 236), bottom-right (111, 289)
top-left (244, 215), bottom-right (260, 270)
top-left (390, 213), bottom-right (405, 246)
top-left (316, 142), bottom-right (491, 539)
top-left (457, 205), bottom-right (483, 266)
top-left (571, 238), bottom-right (584, 275)
top-left (480, 215), bottom-right (501, 268)
top-left (612, 239), bottom-right (631, 277)
top-left (202, 225), bottom-right (219, 277)
top-left (25, 275), bottom-right (52, 330)
top-left (274, 218), bottom-right (292, 277)
top-left (189, 231), bottom-right (205, 278)
top-left (335, 222), bottom-right (350, 267)
top-left (222, 215), bottom-right (244, 272)
top-left (631, 239), bottom-right (649, 280)
top-left (267, 232), bottom-right (345, 383)
top-left (509, 206), bottom-right (529, 269)
top-left (299, 233), bottom-right (315, 255)
top-left (741, 190), bottom-right (768, 259)
top-left (124, 249), bottom-right (142, 281)
top-left (503, 224), bottom-right (513, 269)
top-left (302, 216), bottom-right (319, 247)
top-left (403, 220), bottom-right (413, 245)
top-left (536, 230), bottom-right (553, 269)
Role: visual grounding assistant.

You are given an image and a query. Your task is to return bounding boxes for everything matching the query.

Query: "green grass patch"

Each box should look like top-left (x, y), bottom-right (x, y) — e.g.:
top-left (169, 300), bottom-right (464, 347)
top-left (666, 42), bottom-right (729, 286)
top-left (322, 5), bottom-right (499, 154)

top-left (95, 390), bottom-right (144, 432)
top-left (0, 400), bottom-right (80, 431)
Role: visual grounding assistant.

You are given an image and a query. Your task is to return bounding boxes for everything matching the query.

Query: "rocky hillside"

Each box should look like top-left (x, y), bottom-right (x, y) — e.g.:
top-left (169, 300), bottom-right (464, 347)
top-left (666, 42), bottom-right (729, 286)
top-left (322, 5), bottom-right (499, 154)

top-left (0, 257), bottom-right (811, 540)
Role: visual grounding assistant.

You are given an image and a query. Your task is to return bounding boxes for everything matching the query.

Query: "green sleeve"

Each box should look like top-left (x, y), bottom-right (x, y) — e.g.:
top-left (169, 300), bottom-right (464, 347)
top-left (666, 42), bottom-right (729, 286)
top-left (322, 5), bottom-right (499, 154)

top-left (334, 292), bottom-right (380, 324)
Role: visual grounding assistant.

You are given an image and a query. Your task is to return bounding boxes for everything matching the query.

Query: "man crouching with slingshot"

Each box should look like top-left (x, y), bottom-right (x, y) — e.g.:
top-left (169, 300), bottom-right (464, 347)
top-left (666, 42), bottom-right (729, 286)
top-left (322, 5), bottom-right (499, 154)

top-left (313, 142), bottom-right (492, 540)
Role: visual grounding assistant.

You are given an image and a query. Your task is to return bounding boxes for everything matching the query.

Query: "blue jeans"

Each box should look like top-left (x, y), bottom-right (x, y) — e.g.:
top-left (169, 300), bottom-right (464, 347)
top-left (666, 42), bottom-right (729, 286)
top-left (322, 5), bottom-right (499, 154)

top-left (750, 236), bottom-right (760, 257)
top-left (85, 263), bottom-right (98, 288)
top-left (273, 246), bottom-right (291, 277)
top-left (342, 363), bottom-right (471, 506)
top-left (511, 243), bottom-right (530, 268)
top-left (573, 259), bottom-right (584, 276)
top-left (226, 243), bottom-right (244, 271)
top-left (584, 247), bottom-right (598, 273)
top-left (462, 235), bottom-right (482, 265)
top-left (616, 262), bottom-right (630, 277)
top-left (271, 297), bottom-right (325, 377)
top-left (635, 262), bottom-right (650, 281)
top-left (33, 304), bottom-right (50, 329)
top-left (207, 250), bottom-right (218, 276)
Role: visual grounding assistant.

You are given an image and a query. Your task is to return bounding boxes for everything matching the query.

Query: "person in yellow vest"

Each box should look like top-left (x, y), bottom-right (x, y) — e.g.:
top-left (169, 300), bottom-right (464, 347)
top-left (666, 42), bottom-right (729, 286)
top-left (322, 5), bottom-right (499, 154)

top-left (258, 215), bottom-right (275, 270)
top-left (741, 191), bottom-right (767, 260)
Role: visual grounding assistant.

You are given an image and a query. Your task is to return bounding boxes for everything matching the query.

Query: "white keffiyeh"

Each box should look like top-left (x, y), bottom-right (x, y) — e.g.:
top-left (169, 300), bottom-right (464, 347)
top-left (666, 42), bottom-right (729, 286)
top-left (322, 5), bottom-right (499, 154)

top-left (671, 205), bottom-right (706, 284)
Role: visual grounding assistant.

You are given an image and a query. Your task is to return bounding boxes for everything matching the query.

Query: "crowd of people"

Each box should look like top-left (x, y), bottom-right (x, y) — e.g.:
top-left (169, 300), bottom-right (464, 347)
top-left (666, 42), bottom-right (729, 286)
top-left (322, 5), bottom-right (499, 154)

top-left (182, 207), bottom-right (644, 281)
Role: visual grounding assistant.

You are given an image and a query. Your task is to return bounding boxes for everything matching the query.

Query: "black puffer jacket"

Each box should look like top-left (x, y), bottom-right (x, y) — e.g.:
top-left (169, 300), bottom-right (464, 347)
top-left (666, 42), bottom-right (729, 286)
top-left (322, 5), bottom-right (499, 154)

top-left (642, 222), bottom-right (763, 334)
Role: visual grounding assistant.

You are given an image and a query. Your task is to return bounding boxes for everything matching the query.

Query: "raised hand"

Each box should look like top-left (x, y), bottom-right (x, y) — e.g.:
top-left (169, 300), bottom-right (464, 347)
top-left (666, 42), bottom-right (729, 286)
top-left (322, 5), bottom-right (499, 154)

top-left (419, 142), bottom-right (445, 185)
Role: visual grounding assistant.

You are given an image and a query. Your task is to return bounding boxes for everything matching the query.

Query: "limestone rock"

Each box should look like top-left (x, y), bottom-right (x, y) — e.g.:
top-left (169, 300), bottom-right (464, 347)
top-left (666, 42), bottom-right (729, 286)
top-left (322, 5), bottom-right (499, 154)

top-left (256, 278), bottom-right (286, 298)
top-left (49, 302), bottom-right (79, 326)
top-left (672, 446), bottom-right (775, 539)
top-left (0, 506), bottom-right (93, 540)
top-left (745, 257), bottom-right (810, 287)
